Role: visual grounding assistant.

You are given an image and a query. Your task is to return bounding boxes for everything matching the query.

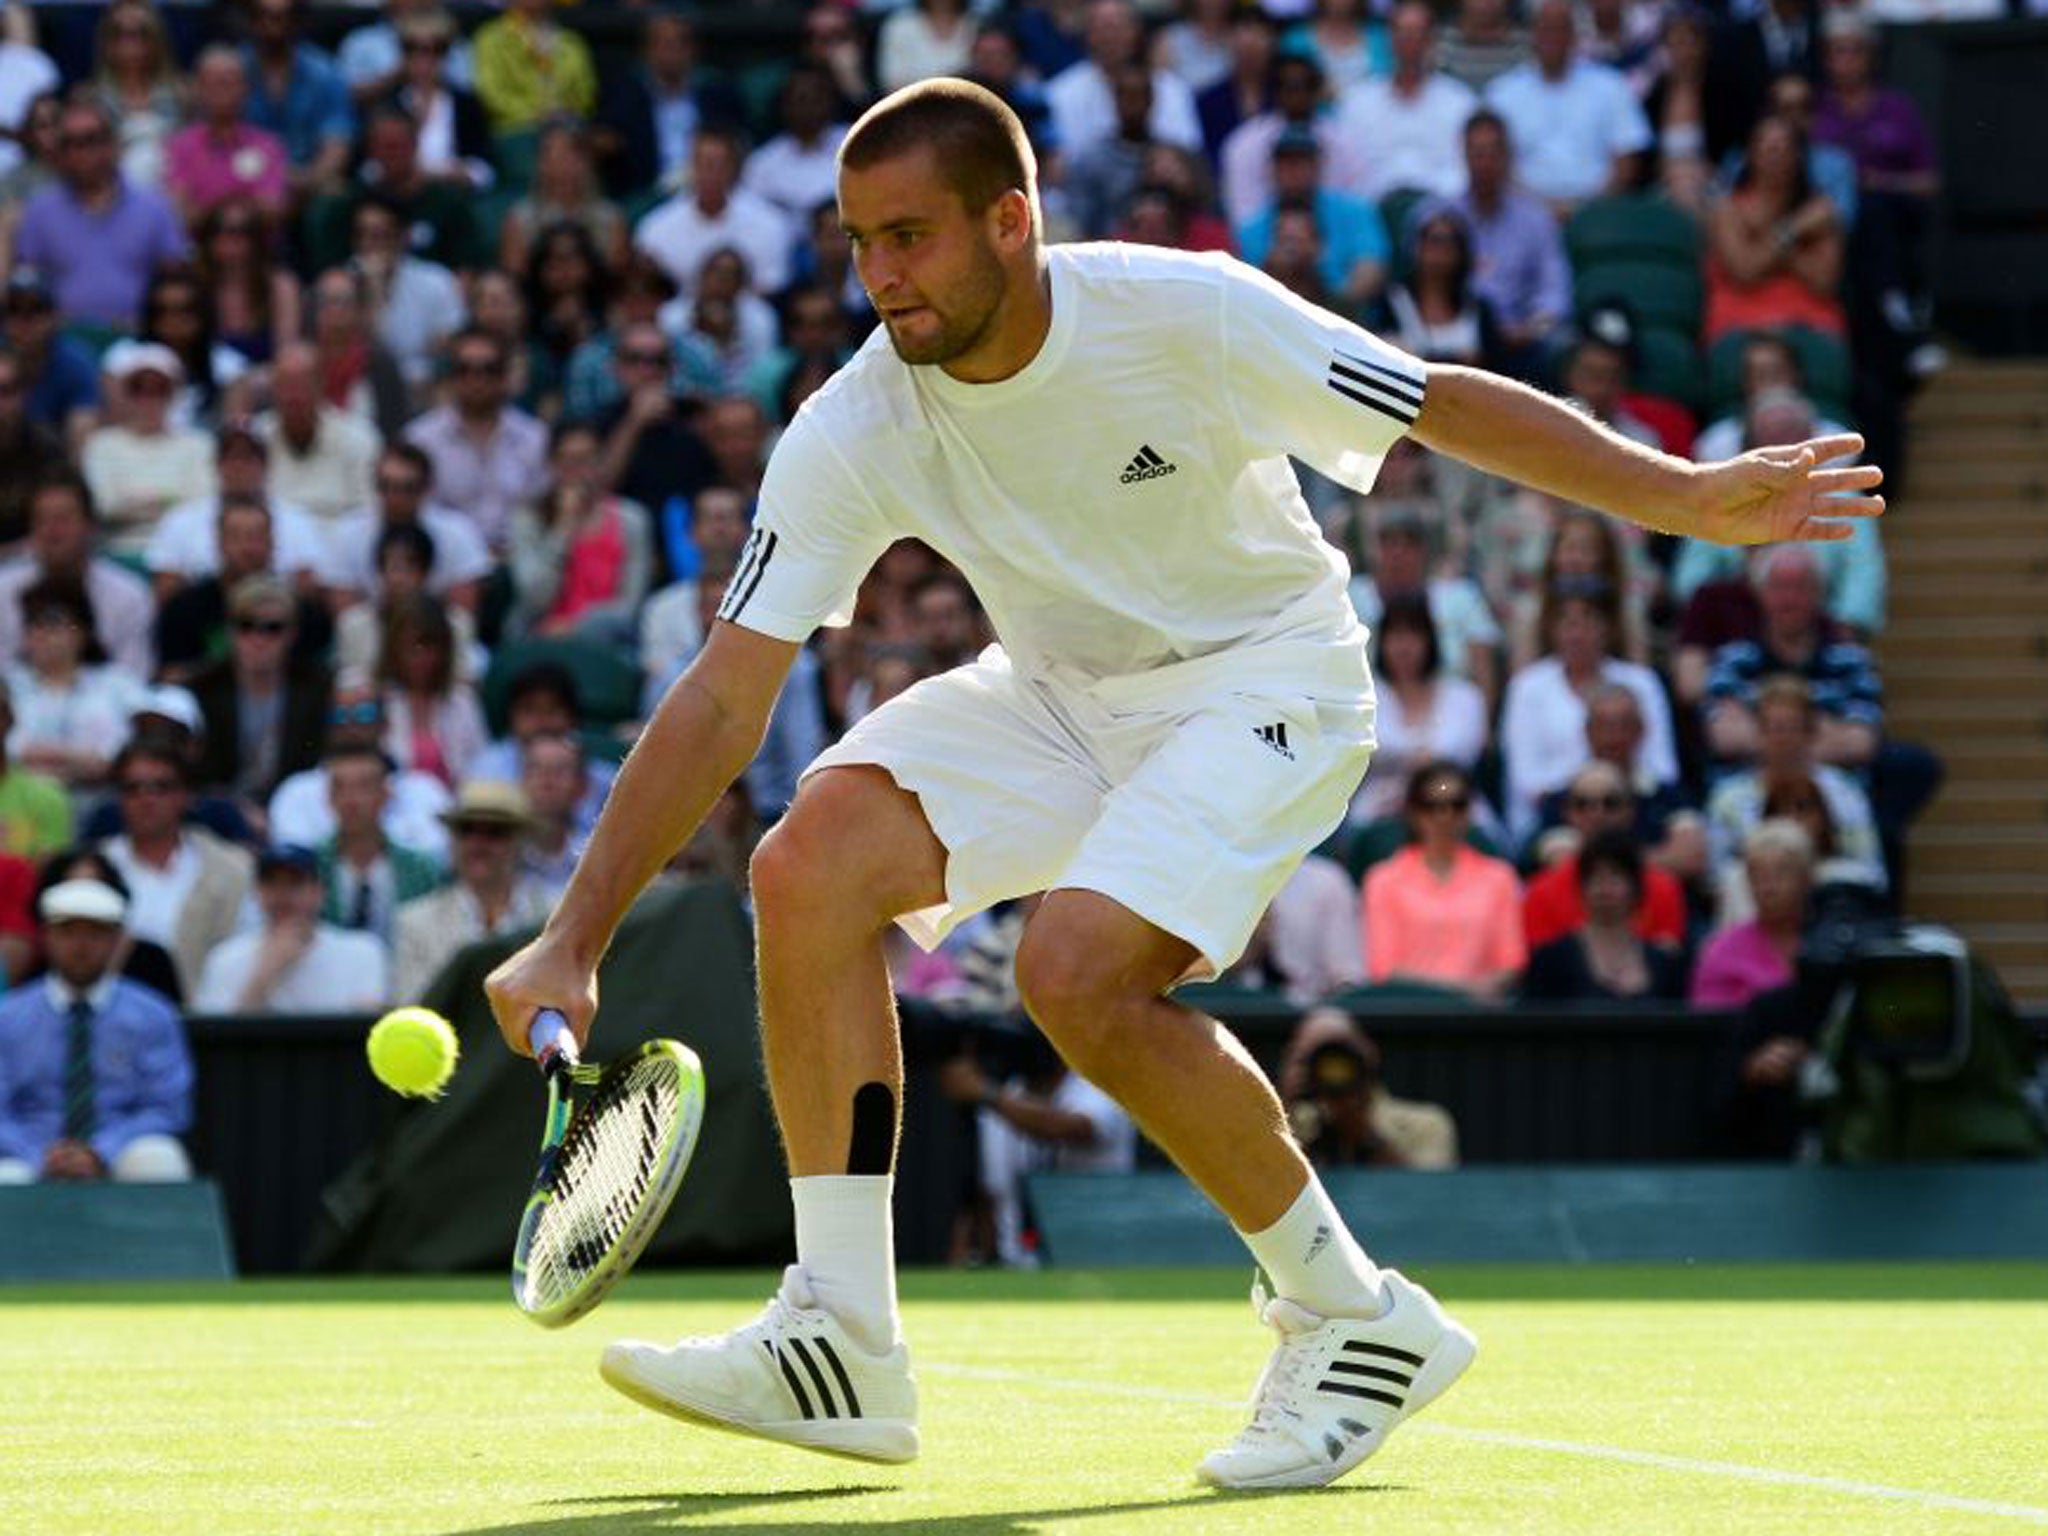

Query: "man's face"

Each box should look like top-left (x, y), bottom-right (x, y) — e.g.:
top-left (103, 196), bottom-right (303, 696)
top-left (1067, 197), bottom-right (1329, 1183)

top-left (57, 108), bottom-right (117, 192)
top-left (329, 688), bottom-right (385, 748)
top-left (231, 602), bottom-right (295, 670)
top-left (250, 0), bottom-right (297, 50)
top-left (327, 755), bottom-right (390, 833)
top-left (218, 507), bottom-right (275, 579)
top-left (508, 695), bottom-right (576, 742)
top-left (1760, 557), bottom-right (1822, 634)
top-left (842, 147), bottom-right (1012, 370)
top-left (366, 116), bottom-right (417, 181)
top-left (258, 868), bottom-right (321, 928)
top-left (1566, 343), bottom-right (1627, 418)
top-left (693, 491), bottom-right (750, 571)
top-left (196, 55), bottom-right (246, 122)
top-left (453, 820), bottom-right (520, 888)
top-left (375, 455), bottom-right (428, 521)
top-left (449, 340), bottom-right (507, 412)
top-left (1375, 527), bottom-right (1426, 588)
top-left (1532, 0), bottom-right (1575, 70)
top-left (1585, 694), bottom-right (1643, 766)
top-left (782, 71), bottom-right (836, 139)
top-left (4, 292), bottom-right (54, 352)
top-left (645, 15), bottom-right (693, 79)
top-left (1085, 0), bottom-right (1141, 67)
top-left (1272, 147), bottom-right (1320, 201)
top-left (691, 134), bottom-right (739, 204)
top-left (704, 401), bottom-right (764, 473)
top-left (786, 295), bottom-right (844, 357)
top-left (1758, 699), bottom-right (1812, 771)
top-left (1229, 17), bottom-right (1274, 76)
top-left (612, 324), bottom-right (671, 391)
top-left (1566, 769), bottom-right (1633, 835)
top-left (913, 585), bottom-right (975, 659)
top-left (116, 757), bottom-right (189, 841)
top-left (1465, 121), bottom-right (1509, 191)
top-left (520, 738), bottom-right (584, 822)
top-left (277, 353), bottom-right (323, 429)
top-left (46, 920), bottom-right (121, 989)
top-left (1109, 61), bottom-right (1152, 137)
top-left (1391, 3), bottom-right (1433, 72)
top-left (352, 205), bottom-right (405, 262)
top-left (28, 490), bottom-right (92, 570)
top-left (1273, 61), bottom-right (1321, 121)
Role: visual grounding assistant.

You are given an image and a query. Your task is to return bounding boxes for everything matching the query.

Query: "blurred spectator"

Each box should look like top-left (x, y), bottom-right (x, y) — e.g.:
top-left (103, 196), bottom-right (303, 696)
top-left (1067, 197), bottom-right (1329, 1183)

top-left (937, 1027), bottom-right (1136, 1268)
top-left (350, 192), bottom-right (465, 392)
top-left (1484, 0), bottom-right (1650, 217)
top-left (0, 472), bottom-right (153, 681)
top-left (340, 104), bottom-right (485, 271)
top-left (1064, 59), bottom-right (1165, 241)
top-left (404, 327), bottom-right (547, 553)
top-left (880, 0), bottom-right (979, 96)
top-left (636, 126), bottom-right (793, 302)
top-left (1351, 592), bottom-right (1487, 827)
top-left (521, 222), bottom-right (610, 383)
top-left (0, 347), bottom-right (69, 549)
top-left (1363, 760), bottom-right (1524, 1000)
top-left (1220, 53), bottom-right (1364, 229)
top-left (1452, 110), bottom-right (1569, 373)
top-left (508, 420), bottom-right (652, 643)
top-left (306, 264), bottom-right (411, 442)
top-left (0, 88), bottom-right (60, 216)
top-left (83, 342), bottom-right (217, 558)
top-left (164, 48), bottom-right (289, 225)
top-left (1508, 507), bottom-right (1650, 671)
top-left (0, 675), bottom-right (70, 857)
top-left (1050, 0), bottom-right (1201, 163)
top-left (1531, 682), bottom-right (1708, 887)
top-left (194, 197), bottom-right (300, 372)
top-left (1580, 0), bottom-right (1663, 99)
top-left (377, 592), bottom-right (486, 788)
top-left (1438, 0), bottom-right (1528, 95)
top-left (1348, 501), bottom-right (1501, 704)
top-left (797, 2), bottom-right (876, 109)
top-left (1642, 5), bottom-right (1710, 214)
top-left (502, 120), bottom-right (627, 276)
top-left (673, 246), bottom-right (781, 398)
top-left (1278, 1008), bottom-right (1458, 1168)
top-left (1703, 544), bottom-right (1879, 772)
top-left (333, 524), bottom-right (481, 685)
top-left (269, 681), bottom-right (452, 860)
top-left (591, 11), bottom-right (744, 200)
top-left (392, 780), bottom-right (551, 1000)
top-left (1193, 6), bottom-right (1275, 167)
top-left (339, 0), bottom-right (477, 108)
top-left (1691, 817), bottom-right (1811, 1008)
top-left (3, 267), bottom-right (98, 451)
top-left (325, 442), bottom-right (491, 610)
top-left (315, 742), bottom-right (443, 945)
top-left (27, 847), bottom-right (182, 1002)
top-left (14, 97), bottom-right (187, 332)
top-left (1285, 0), bottom-right (1391, 95)
top-left (1521, 829), bottom-right (1687, 1001)
top-left (1335, 2), bottom-right (1474, 201)
top-left (1729, 771), bottom-right (1886, 927)
top-left (472, 0), bottom-right (593, 134)
top-left (964, 23), bottom-right (1054, 157)
top-left (1560, 323), bottom-right (1658, 450)
top-left (1523, 760), bottom-right (1687, 948)
top-left (139, 268), bottom-right (254, 434)
top-left (6, 573), bottom-right (140, 788)
top-left (88, 0), bottom-right (183, 193)
top-left (1224, 853), bottom-right (1367, 1004)
top-left (1501, 584), bottom-right (1676, 843)
top-left (190, 572), bottom-right (331, 805)
top-left (465, 662), bottom-right (615, 835)
top-left (1705, 0), bottom-right (1820, 173)
top-left (255, 345), bottom-right (378, 525)
top-left (1159, 0), bottom-right (1237, 97)
top-left (639, 485), bottom-right (754, 695)
top-left (517, 729), bottom-right (587, 900)
top-left (751, 285), bottom-right (855, 424)
top-left (154, 494), bottom-right (332, 683)
top-left (241, 0), bottom-right (355, 200)
top-left (194, 843), bottom-right (390, 1013)
top-left (1384, 202), bottom-right (1508, 373)
top-left (1690, 335), bottom-right (1851, 463)
top-left (0, 875), bottom-right (191, 1185)
top-left (1015, 0), bottom-right (1088, 82)
top-left (1704, 674), bottom-right (1882, 908)
top-left (383, 10), bottom-right (493, 190)
top-left (146, 424), bottom-right (326, 601)
top-left (591, 321), bottom-right (718, 533)
top-left (1705, 114), bottom-right (1844, 346)
top-left (745, 64), bottom-right (851, 227)
top-left (686, 570), bottom-right (827, 824)
top-left (101, 737), bottom-right (255, 997)
top-left (1720, 71), bottom-right (1858, 233)
top-left (1235, 128), bottom-right (1389, 315)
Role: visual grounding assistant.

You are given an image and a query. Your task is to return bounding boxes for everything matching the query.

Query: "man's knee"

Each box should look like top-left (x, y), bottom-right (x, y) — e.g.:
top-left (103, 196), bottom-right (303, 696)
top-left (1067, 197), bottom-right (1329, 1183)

top-left (109, 1135), bottom-right (192, 1183)
top-left (1014, 923), bottom-right (1144, 1088)
top-left (750, 766), bottom-right (944, 927)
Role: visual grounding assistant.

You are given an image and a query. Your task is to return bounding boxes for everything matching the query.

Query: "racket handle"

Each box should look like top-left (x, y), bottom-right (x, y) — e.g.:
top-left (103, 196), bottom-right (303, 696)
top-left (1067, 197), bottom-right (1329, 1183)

top-left (528, 1009), bottom-right (579, 1071)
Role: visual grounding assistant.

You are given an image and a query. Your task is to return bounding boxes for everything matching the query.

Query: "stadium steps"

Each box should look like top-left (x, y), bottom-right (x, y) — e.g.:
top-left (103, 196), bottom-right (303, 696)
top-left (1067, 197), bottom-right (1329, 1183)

top-left (1878, 360), bottom-right (2048, 1003)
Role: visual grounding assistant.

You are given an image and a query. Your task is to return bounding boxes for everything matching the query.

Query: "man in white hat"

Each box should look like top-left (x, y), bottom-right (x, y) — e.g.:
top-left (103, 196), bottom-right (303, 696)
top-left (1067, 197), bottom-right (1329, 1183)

top-left (392, 780), bottom-right (549, 1000)
top-left (0, 874), bottom-right (192, 1184)
top-left (79, 340), bottom-right (216, 556)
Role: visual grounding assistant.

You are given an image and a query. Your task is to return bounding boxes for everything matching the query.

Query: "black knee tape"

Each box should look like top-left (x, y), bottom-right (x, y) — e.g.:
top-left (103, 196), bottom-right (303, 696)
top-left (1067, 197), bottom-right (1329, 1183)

top-left (847, 1082), bottom-right (896, 1176)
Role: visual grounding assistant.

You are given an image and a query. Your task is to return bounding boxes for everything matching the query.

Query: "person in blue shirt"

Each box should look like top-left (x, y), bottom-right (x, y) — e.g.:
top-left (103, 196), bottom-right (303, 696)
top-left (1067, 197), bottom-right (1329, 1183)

top-left (242, 0), bottom-right (356, 200)
top-left (0, 875), bottom-right (192, 1184)
top-left (1234, 126), bottom-right (1390, 317)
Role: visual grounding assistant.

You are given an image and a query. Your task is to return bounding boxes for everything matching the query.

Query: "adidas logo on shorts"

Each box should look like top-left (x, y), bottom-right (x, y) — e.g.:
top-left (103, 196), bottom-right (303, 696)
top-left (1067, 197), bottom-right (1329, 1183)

top-left (1254, 723), bottom-right (1296, 760)
top-left (1120, 444), bottom-right (1178, 484)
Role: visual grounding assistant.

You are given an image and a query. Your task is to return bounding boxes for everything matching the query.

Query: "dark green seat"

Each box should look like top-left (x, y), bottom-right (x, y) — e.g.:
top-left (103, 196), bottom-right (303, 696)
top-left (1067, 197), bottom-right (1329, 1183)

top-left (482, 636), bottom-right (644, 733)
top-left (1342, 817), bottom-right (1505, 884)
top-left (1634, 325), bottom-right (1706, 412)
top-left (1574, 259), bottom-right (1704, 337)
top-left (1706, 325), bottom-right (1853, 421)
top-left (1381, 185), bottom-right (1431, 280)
top-left (1565, 194), bottom-right (1701, 271)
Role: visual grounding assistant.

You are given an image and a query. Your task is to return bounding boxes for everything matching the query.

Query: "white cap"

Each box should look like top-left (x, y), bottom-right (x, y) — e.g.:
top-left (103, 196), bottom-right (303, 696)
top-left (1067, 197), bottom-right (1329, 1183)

top-left (39, 878), bottom-right (128, 927)
top-left (104, 339), bottom-right (186, 386)
top-left (133, 683), bottom-right (203, 734)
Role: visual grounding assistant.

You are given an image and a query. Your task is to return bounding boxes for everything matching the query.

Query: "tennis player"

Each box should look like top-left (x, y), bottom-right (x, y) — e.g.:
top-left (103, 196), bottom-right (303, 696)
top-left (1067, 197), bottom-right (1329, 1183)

top-left (486, 79), bottom-right (1881, 1489)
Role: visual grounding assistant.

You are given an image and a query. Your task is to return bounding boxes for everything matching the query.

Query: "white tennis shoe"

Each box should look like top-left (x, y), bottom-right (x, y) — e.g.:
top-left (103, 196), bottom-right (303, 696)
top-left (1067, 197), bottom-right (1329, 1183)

top-left (1198, 1269), bottom-right (1477, 1490)
top-left (599, 1265), bottom-right (919, 1464)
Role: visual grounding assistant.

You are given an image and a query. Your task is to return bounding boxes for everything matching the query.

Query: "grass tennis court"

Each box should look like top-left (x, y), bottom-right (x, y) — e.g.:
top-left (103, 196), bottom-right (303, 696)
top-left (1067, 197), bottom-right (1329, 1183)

top-left (6, 1264), bottom-right (2045, 1535)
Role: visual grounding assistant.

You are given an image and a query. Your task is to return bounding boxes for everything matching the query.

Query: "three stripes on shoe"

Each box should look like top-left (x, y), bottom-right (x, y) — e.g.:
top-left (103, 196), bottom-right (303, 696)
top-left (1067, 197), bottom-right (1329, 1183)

top-left (1316, 1340), bottom-right (1422, 1462)
top-left (762, 1336), bottom-right (863, 1420)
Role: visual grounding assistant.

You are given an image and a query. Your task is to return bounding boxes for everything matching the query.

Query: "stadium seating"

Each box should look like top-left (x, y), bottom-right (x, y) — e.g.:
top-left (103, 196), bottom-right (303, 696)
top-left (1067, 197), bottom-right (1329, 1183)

top-left (481, 636), bottom-right (644, 734)
top-left (1564, 194), bottom-right (1701, 272)
top-left (1575, 259), bottom-right (1705, 337)
top-left (1707, 325), bottom-right (1855, 420)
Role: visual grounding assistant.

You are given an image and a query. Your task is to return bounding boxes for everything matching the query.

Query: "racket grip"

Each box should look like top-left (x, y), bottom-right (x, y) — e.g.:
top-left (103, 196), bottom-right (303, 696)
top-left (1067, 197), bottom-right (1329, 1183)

top-left (528, 1009), bottom-right (579, 1071)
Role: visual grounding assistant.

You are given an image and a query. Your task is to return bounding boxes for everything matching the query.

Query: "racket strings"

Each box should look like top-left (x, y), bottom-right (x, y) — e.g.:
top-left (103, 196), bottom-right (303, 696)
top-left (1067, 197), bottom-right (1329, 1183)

top-left (524, 1055), bottom-right (683, 1307)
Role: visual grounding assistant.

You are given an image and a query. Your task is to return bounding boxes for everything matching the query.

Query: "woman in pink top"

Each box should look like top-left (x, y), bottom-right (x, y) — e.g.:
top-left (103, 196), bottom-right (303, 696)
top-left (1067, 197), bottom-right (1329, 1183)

top-left (507, 420), bottom-right (651, 642)
top-left (377, 592), bottom-right (488, 787)
top-left (1363, 761), bottom-right (1525, 1001)
top-left (1691, 818), bottom-right (1812, 1008)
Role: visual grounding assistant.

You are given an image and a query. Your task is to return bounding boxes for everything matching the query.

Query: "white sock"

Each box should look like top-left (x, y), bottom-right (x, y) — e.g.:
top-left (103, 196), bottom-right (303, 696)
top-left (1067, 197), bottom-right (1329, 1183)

top-left (790, 1174), bottom-right (900, 1354)
top-left (1239, 1175), bottom-right (1386, 1318)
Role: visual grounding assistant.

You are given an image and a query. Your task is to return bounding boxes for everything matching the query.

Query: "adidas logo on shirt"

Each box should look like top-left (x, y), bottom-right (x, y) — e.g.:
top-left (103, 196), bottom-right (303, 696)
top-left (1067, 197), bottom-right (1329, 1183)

top-left (1120, 444), bottom-right (1178, 483)
top-left (1253, 723), bottom-right (1296, 760)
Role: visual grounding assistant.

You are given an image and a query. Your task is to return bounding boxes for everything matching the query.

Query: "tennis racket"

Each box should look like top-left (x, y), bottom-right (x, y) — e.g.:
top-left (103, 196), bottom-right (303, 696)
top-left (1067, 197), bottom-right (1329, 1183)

top-left (510, 1008), bottom-right (705, 1328)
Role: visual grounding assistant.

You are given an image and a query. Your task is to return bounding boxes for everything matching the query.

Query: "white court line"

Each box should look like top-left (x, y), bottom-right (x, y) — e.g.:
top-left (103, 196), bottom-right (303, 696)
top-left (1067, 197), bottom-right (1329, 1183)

top-left (923, 1362), bottom-right (2048, 1526)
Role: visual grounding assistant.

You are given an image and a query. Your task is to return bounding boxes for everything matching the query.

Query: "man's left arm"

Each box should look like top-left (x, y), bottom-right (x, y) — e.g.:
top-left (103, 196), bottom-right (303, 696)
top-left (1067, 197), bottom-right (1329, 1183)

top-left (1409, 364), bottom-right (1884, 547)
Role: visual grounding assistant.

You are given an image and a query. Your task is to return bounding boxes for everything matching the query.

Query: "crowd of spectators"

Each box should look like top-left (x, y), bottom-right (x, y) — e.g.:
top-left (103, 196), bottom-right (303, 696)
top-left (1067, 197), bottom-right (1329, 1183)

top-left (0, 0), bottom-right (1958, 1191)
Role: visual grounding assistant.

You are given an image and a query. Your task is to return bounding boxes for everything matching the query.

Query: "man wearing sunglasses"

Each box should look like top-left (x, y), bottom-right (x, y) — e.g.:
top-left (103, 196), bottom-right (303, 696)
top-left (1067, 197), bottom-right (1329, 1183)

top-left (188, 573), bottom-right (332, 808)
top-left (393, 780), bottom-right (549, 1001)
top-left (1522, 759), bottom-right (1687, 950)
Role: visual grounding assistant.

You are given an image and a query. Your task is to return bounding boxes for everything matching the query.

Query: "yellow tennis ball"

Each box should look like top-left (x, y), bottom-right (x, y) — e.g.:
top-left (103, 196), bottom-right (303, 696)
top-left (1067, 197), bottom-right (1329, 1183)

top-left (366, 1007), bottom-right (460, 1098)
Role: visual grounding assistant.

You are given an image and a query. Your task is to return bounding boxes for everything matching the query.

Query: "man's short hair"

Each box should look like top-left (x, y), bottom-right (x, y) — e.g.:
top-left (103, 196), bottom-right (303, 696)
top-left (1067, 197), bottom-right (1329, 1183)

top-left (1756, 673), bottom-right (1815, 721)
top-left (839, 78), bottom-right (1038, 219)
top-left (111, 737), bottom-right (191, 789)
top-left (29, 469), bottom-right (96, 522)
top-left (506, 660), bottom-right (580, 718)
top-left (380, 440), bottom-right (434, 487)
top-left (325, 739), bottom-right (392, 775)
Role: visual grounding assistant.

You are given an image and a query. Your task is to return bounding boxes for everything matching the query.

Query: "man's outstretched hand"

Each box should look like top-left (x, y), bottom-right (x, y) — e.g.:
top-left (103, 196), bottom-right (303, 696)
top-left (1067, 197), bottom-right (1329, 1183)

top-left (1689, 433), bottom-right (1886, 546)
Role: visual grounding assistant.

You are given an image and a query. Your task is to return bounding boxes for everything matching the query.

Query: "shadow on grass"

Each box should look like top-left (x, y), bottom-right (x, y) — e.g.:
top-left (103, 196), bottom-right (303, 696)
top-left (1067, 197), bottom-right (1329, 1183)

top-left (433, 1481), bottom-right (1406, 1534)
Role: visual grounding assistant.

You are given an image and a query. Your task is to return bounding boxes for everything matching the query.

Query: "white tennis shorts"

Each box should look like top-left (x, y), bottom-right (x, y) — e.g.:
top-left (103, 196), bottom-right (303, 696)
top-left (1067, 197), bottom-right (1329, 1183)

top-left (804, 645), bottom-right (1374, 978)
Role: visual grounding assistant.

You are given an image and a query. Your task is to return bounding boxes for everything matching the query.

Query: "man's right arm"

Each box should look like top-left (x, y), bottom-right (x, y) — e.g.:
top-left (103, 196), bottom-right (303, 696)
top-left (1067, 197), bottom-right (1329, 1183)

top-left (485, 620), bottom-right (798, 1052)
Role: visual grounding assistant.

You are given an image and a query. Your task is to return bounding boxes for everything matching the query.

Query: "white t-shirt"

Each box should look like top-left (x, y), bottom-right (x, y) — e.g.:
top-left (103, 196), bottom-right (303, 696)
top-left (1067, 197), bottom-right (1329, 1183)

top-left (103, 834), bottom-right (202, 950)
top-left (1485, 60), bottom-right (1652, 205)
top-left (320, 504), bottom-right (496, 595)
top-left (634, 187), bottom-right (794, 297)
top-left (147, 496), bottom-right (327, 580)
top-left (1335, 74), bottom-right (1479, 201)
top-left (740, 127), bottom-right (848, 224)
top-left (1499, 654), bottom-right (1676, 841)
top-left (194, 923), bottom-right (392, 1013)
top-left (722, 243), bottom-right (1425, 709)
top-left (268, 765), bottom-right (453, 865)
